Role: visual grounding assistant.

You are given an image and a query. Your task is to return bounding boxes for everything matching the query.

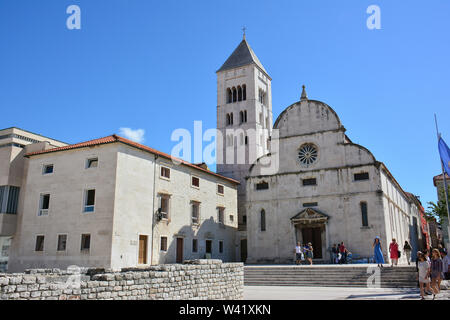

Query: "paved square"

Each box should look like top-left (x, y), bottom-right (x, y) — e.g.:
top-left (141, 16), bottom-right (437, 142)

top-left (243, 286), bottom-right (450, 300)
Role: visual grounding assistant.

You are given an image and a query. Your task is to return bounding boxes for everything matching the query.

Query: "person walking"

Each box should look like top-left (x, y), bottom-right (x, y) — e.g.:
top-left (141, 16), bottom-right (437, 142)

top-left (389, 238), bottom-right (399, 267)
top-left (295, 242), bottom-right (304, 265)
top-left (305, 242), bottom-right (314, 265)
top-left (403, 241), bottom-right (412, 265)
top-left (339, 242), bottom-right (347, 264)
top-left (331, 244), bottom-right (338, 264)
top-left (442, 250), bottom-right (450, 280)
top-left (430, 248), bottom-right (443, 299)
top-left (373, 237), bottom-right (384, 268)
top-left (417, 252), bottom-right (432, 300)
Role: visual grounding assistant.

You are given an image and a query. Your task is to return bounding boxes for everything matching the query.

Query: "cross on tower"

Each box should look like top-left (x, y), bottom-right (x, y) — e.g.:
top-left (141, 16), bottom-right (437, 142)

top-left (242, 26), bottom-right (246, 39)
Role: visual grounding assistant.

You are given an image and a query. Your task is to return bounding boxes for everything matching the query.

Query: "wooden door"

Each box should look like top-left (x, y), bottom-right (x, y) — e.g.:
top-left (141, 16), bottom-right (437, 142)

top-left (302, 227), bottom-right (323, 259)
top-left (176, 238), bottom-right (184, 263)
top-left (240, 239), bottom-right (247, 263)
top-left (138, 235), bottom-right (148, 264)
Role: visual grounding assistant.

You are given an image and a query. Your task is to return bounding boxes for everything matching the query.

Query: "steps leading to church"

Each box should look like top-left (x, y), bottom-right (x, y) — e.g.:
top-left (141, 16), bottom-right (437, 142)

top-left (244, 265), bottom-right (418, 288)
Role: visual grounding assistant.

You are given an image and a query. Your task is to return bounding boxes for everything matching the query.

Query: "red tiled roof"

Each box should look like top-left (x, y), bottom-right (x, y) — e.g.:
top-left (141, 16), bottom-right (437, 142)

top-left (25, 135), bottom-right (240, 185)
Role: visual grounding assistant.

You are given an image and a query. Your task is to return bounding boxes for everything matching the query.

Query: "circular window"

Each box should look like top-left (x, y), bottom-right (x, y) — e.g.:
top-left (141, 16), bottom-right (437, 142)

top-left (298, 144), bottom-right (318, 166)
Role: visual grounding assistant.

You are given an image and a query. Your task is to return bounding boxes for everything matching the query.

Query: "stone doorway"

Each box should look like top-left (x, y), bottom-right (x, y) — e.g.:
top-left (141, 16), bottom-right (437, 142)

top-left (301, 227), bottom-right (323, 259)
top-left (291, 208), bottom-right (329, 261)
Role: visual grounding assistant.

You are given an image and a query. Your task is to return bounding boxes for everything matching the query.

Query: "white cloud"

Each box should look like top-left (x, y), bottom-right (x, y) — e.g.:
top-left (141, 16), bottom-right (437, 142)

top-left (119, 127), bottom-right (145, 143)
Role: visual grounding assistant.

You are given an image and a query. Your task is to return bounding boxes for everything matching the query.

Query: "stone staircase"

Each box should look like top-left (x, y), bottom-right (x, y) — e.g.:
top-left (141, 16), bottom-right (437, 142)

top-left (244, 265), bottom-right (418, 288)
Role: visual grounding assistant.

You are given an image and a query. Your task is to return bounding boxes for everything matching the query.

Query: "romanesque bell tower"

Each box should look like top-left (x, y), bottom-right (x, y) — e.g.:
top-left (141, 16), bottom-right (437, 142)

top-left (216, 35), bottom-right (273, 242)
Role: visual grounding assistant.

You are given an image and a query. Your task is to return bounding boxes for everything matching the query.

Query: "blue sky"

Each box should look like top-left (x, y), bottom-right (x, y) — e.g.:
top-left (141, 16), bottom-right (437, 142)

top-left (1, 1), bottom-right (449, 207)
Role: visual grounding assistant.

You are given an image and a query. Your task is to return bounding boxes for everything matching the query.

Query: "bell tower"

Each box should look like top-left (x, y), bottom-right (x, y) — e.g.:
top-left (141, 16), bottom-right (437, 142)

top-left (216, 36), bottom-right (273, 235)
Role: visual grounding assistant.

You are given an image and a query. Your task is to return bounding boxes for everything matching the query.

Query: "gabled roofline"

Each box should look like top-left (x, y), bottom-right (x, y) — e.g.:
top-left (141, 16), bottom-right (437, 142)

top-left (0, 126), bottom-right (68, 145)
top-left (273, 99), bottom-right (343, 130)
top-left (25, 135), bottom-right (240, 185)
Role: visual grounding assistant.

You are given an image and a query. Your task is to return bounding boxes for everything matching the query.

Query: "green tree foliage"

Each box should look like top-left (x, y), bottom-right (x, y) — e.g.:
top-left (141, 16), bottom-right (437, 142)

top-left (426, 187), bottom-right (450, 223)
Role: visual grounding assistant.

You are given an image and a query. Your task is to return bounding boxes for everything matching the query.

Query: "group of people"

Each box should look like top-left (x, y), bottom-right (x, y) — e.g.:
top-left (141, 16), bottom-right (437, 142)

top-left (294, 242), bottom-right (314, 265)
top-left (373, 236), bottom-right (449, 300)
top-left (330, 242), bottom-right (350, 264)
top-left (373, 237), bottom-right (414, 267)
top-left (416, 246), bottom-right (449, 300)
top-left (294, 241), bottom-right (350, 265)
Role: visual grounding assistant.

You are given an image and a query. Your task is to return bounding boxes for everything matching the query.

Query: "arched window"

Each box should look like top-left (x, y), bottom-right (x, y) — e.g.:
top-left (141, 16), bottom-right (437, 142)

top-left (242, 84), bottom-right (246, 100)
top-left (226, 114), bottom-right (230, 126)
top-left (226, 88), bottom-right (232, 103)
top-left (232, 87), bottom-right (237, 102)
top-left (239, 111), bottom-right (244, 124)
top-left (237, 86), bottom-right (242, 101)
top-left (244, 110), bottom-right (247, 123)
top-left (260, 209), bottom-right (266, 231)
top-left (230, 113), bottom-right (233, 125)
top-left (361, 202), bottom-right (368, 227)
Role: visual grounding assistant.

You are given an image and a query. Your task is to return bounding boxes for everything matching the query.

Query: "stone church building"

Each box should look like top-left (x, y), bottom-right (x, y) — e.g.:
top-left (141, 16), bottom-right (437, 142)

top-left (216, 36), bottom-right (420, 264)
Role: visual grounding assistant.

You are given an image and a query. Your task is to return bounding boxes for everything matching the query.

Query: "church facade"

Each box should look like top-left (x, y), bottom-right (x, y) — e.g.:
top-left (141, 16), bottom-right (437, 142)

top-left (216, 37), bottom-right (421, 264)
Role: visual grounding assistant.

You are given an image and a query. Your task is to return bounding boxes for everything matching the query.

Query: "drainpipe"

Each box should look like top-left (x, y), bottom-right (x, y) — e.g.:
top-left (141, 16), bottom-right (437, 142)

top-left (150, 154), bottom-right (159, 265)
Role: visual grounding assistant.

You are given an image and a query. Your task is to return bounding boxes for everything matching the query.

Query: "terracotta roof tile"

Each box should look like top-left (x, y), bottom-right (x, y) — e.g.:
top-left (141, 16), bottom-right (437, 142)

top-left (25, 135), bottom-right (239, 185)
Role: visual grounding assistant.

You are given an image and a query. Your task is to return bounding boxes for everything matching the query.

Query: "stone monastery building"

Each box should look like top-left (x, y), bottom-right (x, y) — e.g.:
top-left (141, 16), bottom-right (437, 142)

top-left (216, 36), bottom-right (424, 264)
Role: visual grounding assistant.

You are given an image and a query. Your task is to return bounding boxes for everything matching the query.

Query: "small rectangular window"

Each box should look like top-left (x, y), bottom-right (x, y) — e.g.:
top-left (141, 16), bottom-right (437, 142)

top-left (354, 172), bottom-right (369, 181)
top-left (302, 178), bottom-right (317, 186)
top-left (303, 202), bottom-right (318, 208)
top-left (84, 189), bottom-right (95, 212)
top-left (159, 195), bottom-right (169, 219)
top-left (160, 237), bottom-right (168, 251)
top-left (39, 194), bottom-right (50, 216)
top-left (191, 202), bottom-right (200, 224)
top-left (217, 207), bottom-right (224, 224)
top-left (35, 235), bottom-right (44, 252)
top-left (243, 215), bottom-right (247, 224)
top-left (192, 239), bottom-right (198, 253)
top-left (81, 234), bottom-right (90, 251)
top-left (86, 158), bottom-right (98, 169)
top-left (57, 235), bottom-right (67, 251)
top-left (217, 184), bottom-right (224, 195)
top-left (161, 166), bottom-right (170, 179)
top-left (229, 215), bottom-right (234, 222)
top-left (219, 240), bottom-right (224, 254)
top-left (43, 164), bottom-right (54, 174)
top-left (256, 181), bottom-right (269, 190)
top-left (191, 176), bottom-right (200, 188)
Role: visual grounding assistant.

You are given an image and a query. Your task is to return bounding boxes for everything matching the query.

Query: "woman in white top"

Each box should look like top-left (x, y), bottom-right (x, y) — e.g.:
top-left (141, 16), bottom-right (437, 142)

top-left (417, 252), bottom-right (432, 300)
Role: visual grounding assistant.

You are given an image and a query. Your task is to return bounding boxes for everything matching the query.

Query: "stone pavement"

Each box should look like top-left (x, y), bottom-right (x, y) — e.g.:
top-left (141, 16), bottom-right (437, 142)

top-left (244, 285), bottom-right (450, 300)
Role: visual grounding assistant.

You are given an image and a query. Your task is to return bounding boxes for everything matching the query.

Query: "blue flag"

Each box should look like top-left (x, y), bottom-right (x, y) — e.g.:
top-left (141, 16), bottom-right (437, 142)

top-left (438, 137), bottom-right (450, 176)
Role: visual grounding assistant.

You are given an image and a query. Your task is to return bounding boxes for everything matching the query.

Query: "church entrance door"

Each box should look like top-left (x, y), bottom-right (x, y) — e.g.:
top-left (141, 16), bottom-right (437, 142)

top-left (302, 227), bottom-right (323, 259)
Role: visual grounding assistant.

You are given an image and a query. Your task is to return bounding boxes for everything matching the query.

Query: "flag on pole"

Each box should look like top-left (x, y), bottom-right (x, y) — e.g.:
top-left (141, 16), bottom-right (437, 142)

top-left (438, 137), bottom-right (450, 176)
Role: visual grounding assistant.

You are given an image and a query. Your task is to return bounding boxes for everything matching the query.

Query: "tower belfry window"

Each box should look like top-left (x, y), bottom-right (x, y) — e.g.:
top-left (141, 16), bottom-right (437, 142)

top-left (238, 86), bottom-right (242, 101)
top-left (242, 84), bottom-right (246, 100)
top-left (226, 88), bottom-right (232, 103)
top-left (232, 87), bottom-right (237, 102)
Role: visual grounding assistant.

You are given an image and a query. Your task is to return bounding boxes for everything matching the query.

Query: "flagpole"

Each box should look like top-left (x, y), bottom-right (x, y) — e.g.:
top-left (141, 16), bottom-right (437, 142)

top-left (435, 114), bottom-right (450, 248)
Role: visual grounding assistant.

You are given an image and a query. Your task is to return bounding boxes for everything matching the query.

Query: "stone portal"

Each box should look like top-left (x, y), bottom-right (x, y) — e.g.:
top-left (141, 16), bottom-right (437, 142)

top-left (291, 208), bottom-right (329, 260)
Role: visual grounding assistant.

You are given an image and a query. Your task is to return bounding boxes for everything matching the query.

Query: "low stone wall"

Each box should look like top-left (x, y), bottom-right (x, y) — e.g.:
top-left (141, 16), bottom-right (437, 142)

top-left (0, 259), bottom-right (244, 300)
